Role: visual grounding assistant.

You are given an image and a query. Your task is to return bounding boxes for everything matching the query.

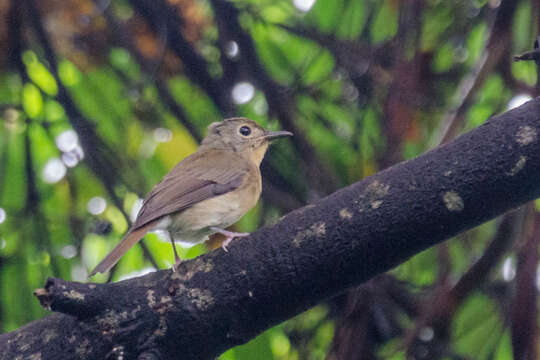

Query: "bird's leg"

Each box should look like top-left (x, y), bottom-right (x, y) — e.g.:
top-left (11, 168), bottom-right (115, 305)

top-left (171, 242), bottom-right (181, 272)
top-left (162, 231), bottom-right (181, 271)
top-left (210, 227), bottom-right (250, 252)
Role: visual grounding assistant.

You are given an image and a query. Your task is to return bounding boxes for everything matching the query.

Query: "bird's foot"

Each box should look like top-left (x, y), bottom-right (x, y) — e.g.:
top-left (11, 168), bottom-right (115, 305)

top-left (210, 227), bottom-right (250, 252)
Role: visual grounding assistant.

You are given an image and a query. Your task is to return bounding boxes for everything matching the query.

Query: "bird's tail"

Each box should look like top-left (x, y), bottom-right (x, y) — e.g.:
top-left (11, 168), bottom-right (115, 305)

top-left (88, 222), bottom-right (155, 277)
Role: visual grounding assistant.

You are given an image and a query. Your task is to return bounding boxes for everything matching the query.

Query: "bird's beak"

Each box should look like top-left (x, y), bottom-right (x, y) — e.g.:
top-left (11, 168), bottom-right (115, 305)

top-left (263, 130), bottom-right (293, 141)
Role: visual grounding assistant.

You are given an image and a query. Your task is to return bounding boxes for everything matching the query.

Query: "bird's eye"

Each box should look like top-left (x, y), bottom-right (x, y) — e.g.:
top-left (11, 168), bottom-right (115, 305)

top-left (239, 125), bottom-right (251, 136)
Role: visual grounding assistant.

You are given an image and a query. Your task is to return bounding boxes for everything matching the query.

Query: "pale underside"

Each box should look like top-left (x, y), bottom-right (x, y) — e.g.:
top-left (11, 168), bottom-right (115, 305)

top-left (151, 178), bottom-right (261, 245)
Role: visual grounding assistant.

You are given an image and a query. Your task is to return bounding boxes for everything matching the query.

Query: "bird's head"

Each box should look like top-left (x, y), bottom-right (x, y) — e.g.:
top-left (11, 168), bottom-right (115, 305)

top-left (201, 118), bottom-right (292, 165)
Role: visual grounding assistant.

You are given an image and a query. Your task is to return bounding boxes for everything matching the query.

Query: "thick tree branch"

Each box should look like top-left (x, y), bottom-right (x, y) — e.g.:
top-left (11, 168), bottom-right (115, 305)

top-left (2, 98), bottom-right (540, 359)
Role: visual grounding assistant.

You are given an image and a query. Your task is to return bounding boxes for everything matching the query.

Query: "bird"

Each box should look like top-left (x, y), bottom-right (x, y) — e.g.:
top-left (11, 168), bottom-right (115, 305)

top-left (89, 118), bottom-right (292, 276)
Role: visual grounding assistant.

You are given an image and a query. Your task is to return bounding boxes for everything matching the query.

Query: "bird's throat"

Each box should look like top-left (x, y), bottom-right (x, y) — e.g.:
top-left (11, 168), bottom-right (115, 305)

top-left (248, 142), bottom-right (269, 166)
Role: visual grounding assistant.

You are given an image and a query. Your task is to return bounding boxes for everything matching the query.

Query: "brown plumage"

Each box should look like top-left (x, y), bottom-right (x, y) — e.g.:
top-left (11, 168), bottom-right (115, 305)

top-left (89, 118), bottom-right (292, 276)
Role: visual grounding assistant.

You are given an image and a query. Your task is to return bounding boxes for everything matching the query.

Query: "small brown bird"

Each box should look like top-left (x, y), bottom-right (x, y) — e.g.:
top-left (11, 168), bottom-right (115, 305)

top-left (89, 118), bottom-right (292, 276)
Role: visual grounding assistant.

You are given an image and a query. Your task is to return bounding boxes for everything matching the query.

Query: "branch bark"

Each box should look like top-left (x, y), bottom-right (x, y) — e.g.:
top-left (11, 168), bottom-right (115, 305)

top-left (3, 98), bottom-right (540, 359)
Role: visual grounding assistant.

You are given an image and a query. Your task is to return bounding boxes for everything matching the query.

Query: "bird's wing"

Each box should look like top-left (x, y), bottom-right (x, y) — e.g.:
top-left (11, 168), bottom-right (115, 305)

top-left (89, 150), bottom-right (250, 276)
top-left (133, 150), bottom-right (249, 229)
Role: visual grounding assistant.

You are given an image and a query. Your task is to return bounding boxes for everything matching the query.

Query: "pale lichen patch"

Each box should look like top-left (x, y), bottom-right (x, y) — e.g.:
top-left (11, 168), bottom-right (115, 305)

top-left (18, 342), bottom-right (31, 352)
top-left (75, 338), bottom-right (91, 358)
top-left (171, 258), bottom-right (214, 281)
top-left (15, 333), bottom-right (35, 352)
top-left (516, 126), bottom-right (537, 146)
top-left (366, 180), bottom-right (390, 197)
top-left (358, 180), bottom-right (390, 212)
top-left (111, 346), bottom-right (126, 359)
top-left (443, 191), bottom-right (464, 212)
top-left (153, 317), bottom-right (168, 337)
top-left (41, 329), bottom-right (58, 344)
top-left (27, 354), bottom-right (41, 360)
top-left (371, 200), bottom-right (383, 209)
top-left (146, 290), bottom-right (156, 307)
top-left (298, 204), bottom-right (316, 213)
top-left (130, 305), bottom-right (141, 318)
top-left (292, 221), bottom-right (326, 247)
top-left (63, 290), bottom-right (85, 301)
top-left (339, 208), bottom-right (353, 220)
top-left (189, 288), bottom-right (214, 310)
top-left (156, 296), bottom-right (173, 314)
top-left (97, 310), bottom-right (122, 332)
top-left (508, 156), bottom-right (527, 176)
top-left (88, 284), bottom-right (96, 289)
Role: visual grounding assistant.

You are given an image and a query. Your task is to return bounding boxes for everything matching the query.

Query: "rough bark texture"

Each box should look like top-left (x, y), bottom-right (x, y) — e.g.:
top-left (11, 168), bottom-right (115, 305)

top-left (2, 98), bottom-right (540, 359)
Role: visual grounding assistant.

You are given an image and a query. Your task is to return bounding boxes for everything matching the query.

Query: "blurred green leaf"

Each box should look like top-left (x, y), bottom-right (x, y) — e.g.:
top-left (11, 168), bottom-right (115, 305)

top-left (23, 51), bottom-right (58, 96)
top-left (335, 0), bottom-right (367, 40)
top-left (452, 293), bottom-right (503, 359)
top-left (44, 100), bottom-right (66, 122)
top-left (432, 42), bottom-right (455, 73)
top-left (370, 0), bottom-right (398, 44)
top-left (465, 22), bottom-right (487, 67)
top-left (512, 60), bottom-right (537, 87)
top-left (308, 0), bottom-right (344, 33)
top-left (58, 60), bottom-right (82, 87)
top-left (421, 4), bottom-right (453, 51)
top-left (512, 1), bottom-right (532, 52)
top-left (22, 83), bottom-right (43, 118)
top-left (1, 132), bottom-right (26, 210)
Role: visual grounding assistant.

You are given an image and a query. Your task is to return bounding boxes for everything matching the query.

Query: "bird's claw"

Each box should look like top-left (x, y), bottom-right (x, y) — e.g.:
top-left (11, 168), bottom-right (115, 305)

top-left (210, 227), bottom-right (250, 252)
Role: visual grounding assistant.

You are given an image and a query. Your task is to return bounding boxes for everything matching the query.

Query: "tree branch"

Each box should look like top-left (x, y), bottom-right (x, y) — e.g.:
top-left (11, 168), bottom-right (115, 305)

top-left (3, 97), bottom-right (540, 359)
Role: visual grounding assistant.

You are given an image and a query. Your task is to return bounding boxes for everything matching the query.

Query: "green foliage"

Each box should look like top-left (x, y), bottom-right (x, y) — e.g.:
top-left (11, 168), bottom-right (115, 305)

top-left (370, 0), bottom-right (398, 44)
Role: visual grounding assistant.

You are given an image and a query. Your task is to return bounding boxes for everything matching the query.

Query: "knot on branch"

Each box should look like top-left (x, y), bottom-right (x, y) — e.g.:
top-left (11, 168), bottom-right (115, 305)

top-left (33, 277), bottom-right (105, 318)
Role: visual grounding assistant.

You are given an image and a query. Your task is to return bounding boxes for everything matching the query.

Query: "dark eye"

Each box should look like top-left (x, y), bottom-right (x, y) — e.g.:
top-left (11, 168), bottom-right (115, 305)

top-left (239, 125), bottom-right (251, 136)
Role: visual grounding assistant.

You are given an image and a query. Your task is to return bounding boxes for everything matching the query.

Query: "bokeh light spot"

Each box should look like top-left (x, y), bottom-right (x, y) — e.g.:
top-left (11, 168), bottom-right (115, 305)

top-left (225, 41), bottom-right (239, 58)
top-left (56, 129), bottom-right (79, 152)
top-left (507, 94), bottom-right (532, 110)
top-left (153, 127), bottom-right (173, 143)
top-left (502, 257), bottom-right (515, 281)
top-left (293, 0), bottom-right (316, 12)
top-left (232, 82), bottom-right (255, 104)
top-left (88, 197), bottom-right (107, 215)
top-left (60, 245), bottom-right (77, 259)
top-left (130, 198), bottom-right (144, 222)
top-left (42, 158), bottom-right (67, 183)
